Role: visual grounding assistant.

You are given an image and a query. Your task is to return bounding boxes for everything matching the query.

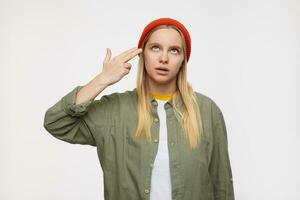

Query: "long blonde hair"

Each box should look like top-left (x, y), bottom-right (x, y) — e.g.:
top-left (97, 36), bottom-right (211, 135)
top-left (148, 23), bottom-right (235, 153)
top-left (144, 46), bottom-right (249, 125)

top-left (134, 25), bottom-right (203, 150)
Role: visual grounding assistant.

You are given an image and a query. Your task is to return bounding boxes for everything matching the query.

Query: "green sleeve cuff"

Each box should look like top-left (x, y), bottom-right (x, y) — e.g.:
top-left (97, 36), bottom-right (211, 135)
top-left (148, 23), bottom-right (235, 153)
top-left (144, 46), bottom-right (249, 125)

top-left (62, 86), bottom-right (94, 117)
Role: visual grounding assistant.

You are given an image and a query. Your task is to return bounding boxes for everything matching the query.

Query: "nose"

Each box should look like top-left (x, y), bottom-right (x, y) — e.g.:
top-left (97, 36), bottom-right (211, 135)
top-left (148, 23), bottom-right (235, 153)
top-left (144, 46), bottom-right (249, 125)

top-left (159, 51), bottom-right (168, 64)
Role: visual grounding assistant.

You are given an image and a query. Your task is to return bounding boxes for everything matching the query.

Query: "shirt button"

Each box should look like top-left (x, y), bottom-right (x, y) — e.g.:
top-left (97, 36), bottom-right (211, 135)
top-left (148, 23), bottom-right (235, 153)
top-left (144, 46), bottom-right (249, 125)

top-left (144, 189), bottom-right (150, 194)
top-left (173, 190), bottom-right (178, 196)
top-left (152, 101), bottom-right (157, 106)
top-left (171, 142), bottom-right (174, 146)
top-left (154, 118), bottom-right (159, 122)
top-left (150, 163), bottom-right (154, 168)
top-left (154, 139), bottom-right (158, 143)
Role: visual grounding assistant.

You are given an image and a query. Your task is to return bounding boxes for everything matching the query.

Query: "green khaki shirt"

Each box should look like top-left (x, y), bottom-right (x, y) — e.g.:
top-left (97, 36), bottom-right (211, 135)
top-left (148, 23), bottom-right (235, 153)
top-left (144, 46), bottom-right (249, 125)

top-left (43, 86), bottom-right (235, 200)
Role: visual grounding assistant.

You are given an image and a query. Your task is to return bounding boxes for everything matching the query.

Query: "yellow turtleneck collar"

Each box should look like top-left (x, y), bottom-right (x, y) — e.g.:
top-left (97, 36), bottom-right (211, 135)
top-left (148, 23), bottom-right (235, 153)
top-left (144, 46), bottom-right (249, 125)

top-left (150, 92), bottom-right (174, 101)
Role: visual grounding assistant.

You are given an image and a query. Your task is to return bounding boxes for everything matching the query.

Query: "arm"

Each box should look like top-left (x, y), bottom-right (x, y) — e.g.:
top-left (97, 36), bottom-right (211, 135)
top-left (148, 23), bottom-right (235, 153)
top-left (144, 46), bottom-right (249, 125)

top-left (43, 73), bottom-right (113, 146)
top-left (43, 85), bottom-right (98, 146)
top-left (209, 102), bottom-right (235, 200)
top-left (43, 47), bottom-right (142, 146)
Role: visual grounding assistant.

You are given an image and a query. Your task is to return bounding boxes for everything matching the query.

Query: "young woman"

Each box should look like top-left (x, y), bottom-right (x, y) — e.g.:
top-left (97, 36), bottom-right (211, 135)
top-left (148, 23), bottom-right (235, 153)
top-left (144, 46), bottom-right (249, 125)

top-left (44, 17), bottom-right (235, 200)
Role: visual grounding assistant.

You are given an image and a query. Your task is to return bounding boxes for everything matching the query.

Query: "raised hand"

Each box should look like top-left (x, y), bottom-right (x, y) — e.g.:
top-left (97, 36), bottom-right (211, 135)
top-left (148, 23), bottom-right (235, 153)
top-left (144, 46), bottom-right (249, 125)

top-left (101, 47), bottom-right (143, 86)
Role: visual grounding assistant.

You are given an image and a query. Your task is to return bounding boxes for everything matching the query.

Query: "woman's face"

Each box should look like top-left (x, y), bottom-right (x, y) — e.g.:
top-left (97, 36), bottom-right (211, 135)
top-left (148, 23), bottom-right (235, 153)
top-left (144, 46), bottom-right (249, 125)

top-left (143, 28), bottom-right (185, 87)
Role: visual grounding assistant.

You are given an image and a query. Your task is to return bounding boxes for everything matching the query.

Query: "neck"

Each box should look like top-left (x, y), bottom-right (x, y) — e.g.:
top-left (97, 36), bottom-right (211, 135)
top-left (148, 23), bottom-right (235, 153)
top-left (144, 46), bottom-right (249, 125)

top-left (147, 77), bottom-right (177, 95)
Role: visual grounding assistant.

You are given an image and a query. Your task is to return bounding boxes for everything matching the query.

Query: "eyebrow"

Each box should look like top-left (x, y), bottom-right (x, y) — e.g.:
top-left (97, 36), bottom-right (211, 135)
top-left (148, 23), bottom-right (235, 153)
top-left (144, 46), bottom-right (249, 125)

top-left (147, 42), bottom-right (182, 50)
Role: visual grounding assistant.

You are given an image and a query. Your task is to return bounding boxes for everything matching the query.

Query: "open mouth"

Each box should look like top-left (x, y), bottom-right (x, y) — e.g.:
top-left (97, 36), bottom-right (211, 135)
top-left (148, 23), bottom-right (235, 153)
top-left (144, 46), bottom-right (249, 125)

top-left (155, 68), bottom-right (169, 75)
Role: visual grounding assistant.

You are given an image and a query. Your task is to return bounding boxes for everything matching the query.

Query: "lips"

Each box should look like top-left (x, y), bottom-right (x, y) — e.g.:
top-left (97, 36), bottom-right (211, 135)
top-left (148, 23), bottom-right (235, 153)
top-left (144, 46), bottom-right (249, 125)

top-left (155, 67), bottom-right (169, 72)
top-left (155, 67), bottom-right (169, 75)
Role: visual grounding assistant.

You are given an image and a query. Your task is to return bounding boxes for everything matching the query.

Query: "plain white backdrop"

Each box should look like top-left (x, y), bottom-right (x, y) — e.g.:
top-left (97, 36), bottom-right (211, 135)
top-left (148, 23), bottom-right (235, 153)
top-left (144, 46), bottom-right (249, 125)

top-left (1, 0), bottom-right (299, 199)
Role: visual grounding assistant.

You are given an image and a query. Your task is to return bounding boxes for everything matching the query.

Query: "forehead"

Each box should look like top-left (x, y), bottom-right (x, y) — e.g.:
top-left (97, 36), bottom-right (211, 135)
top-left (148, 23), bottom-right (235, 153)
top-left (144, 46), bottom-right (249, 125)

top-left (147, 28), bottom-right (183, 47)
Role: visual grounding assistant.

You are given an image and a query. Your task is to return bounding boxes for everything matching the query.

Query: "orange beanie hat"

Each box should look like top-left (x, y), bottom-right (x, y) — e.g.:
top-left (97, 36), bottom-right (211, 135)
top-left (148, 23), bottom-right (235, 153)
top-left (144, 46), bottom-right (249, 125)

top-left (138, 17), bottom-right (191, 62)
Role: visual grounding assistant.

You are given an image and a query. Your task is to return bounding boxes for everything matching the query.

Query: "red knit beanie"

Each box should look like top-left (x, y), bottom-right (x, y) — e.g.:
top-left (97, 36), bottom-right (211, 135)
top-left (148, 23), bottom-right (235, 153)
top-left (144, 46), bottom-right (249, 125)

top-left (138, 17), bottom-right (191, 62)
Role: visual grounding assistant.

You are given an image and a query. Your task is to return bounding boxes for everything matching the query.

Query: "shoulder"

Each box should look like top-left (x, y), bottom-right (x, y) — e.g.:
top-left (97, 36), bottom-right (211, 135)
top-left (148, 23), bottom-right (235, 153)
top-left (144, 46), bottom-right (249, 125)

top-left (194, 91), bottom-right (227, 135)
top-left (95, 88), bottom-right (137, 106)
top-left (194, 91), bottom-right (223, 115)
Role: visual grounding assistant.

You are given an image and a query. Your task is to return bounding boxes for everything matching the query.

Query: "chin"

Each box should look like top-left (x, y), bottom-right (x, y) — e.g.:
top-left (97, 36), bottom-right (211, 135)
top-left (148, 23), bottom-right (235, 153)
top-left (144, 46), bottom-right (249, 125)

top-left (154, 76), bottom-right (174, 84)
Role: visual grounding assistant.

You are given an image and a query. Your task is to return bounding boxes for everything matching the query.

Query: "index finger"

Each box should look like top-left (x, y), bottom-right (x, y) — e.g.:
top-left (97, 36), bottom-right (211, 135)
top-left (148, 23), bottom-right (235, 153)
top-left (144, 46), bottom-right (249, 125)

top-left (122, 48), bottom-right (143, 63)
top-left (115, 47), bottom-right (138, 60)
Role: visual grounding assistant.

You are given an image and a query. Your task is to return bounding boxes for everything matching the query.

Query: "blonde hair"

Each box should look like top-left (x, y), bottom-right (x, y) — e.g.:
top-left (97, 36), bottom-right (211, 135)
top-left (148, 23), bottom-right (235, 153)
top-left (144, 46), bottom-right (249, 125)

top-left (134, 25), bottom-right (203, 150)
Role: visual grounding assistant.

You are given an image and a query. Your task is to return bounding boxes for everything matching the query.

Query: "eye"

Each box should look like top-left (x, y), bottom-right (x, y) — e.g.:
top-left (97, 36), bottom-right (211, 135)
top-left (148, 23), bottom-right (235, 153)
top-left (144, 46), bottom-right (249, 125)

top-left (151, 45), bottom-right (159, 51)
top-left (171, 48), bottom-right (179, 54)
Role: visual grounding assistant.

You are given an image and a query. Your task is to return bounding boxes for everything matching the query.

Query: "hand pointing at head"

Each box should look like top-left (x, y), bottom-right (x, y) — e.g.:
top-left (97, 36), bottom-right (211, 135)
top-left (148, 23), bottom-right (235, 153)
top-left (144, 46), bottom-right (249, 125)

top-left (100, 47), bottom-right (143, 86)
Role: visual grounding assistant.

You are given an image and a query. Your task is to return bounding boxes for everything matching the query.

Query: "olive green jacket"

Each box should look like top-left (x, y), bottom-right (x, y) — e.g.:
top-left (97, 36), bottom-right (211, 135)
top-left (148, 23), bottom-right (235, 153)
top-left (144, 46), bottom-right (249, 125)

top-left (43, 86), bottom-right (235, 200)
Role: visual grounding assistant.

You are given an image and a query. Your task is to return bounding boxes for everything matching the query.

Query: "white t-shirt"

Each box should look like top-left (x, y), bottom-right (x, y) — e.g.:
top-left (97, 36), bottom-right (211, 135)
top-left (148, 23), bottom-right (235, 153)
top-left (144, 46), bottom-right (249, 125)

top-left (149, 99), bottom-right (172, 200)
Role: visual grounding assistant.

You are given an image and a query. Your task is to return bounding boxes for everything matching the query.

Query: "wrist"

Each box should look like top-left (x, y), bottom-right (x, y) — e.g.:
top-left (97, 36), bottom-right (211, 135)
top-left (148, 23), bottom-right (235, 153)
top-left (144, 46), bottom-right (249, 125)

top-left (93, 73), bottom-right (111, 88)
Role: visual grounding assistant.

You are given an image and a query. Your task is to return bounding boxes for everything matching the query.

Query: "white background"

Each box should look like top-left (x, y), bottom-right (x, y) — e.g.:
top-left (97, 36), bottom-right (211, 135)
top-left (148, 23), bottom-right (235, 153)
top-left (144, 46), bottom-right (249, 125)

top-left (1, 0), bottom-right (299, 199)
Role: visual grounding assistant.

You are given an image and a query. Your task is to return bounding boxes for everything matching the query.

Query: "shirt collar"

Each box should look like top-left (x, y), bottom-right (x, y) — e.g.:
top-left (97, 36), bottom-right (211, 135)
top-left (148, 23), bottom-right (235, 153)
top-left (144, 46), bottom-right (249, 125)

top-left (133, 88), bottom-right (183, 109)
top-left (150, 92), bottom-right (173, 101)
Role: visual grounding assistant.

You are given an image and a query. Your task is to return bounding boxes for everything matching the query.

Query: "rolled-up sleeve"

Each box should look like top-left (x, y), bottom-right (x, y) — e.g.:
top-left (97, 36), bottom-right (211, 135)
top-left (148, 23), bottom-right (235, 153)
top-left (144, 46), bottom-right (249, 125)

top-left (43, 85), bottom-right (114, 146)
top-left (209, 102), bottom-right (235, 200)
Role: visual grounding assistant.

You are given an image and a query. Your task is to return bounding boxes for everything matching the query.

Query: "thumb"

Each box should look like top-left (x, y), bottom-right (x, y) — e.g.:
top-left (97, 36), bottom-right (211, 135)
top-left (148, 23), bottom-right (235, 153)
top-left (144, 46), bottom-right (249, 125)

top-left (103, 48), bottom-right (111, 63)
